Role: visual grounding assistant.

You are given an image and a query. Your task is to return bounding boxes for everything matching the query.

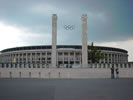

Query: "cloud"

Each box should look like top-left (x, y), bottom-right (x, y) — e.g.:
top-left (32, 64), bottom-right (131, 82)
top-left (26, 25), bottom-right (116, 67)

top-left (0, 21), bottom-right (51, 51)
top-left (94, 40), bottom-right (133, 61)
top-left (87, 12), bottom-right (107, 22)
top-left (29, 3), bottom-right (67, 15)
top-left (0, 22), bottom-right (25, 50)
top-left (0, 0), bottom-right (132, 43)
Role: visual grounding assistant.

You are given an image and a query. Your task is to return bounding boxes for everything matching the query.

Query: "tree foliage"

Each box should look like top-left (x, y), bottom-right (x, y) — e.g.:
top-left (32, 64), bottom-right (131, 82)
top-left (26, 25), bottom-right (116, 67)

top-left (88, 42), bottom-right (106, 63)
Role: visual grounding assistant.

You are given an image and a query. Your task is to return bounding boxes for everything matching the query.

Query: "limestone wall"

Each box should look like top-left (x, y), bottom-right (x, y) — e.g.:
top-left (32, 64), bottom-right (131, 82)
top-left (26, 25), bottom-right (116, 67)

top-left (0, 63), bottom-right (133, 78)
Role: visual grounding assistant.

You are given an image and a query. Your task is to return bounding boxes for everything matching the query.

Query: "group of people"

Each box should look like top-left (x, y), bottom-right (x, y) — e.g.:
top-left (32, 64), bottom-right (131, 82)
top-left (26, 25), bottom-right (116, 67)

top-left (110, 66), bottom-right (119, 79)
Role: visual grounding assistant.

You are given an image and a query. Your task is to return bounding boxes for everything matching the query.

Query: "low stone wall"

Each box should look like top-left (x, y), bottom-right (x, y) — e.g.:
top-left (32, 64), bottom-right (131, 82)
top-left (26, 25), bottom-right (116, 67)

top-left (0, 67), bottom-right (133, 78)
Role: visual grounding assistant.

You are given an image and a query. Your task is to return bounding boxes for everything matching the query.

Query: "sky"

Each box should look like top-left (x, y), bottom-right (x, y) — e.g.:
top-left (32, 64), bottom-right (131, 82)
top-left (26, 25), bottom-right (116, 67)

top-left (0, 0), bottom-right (133, 61)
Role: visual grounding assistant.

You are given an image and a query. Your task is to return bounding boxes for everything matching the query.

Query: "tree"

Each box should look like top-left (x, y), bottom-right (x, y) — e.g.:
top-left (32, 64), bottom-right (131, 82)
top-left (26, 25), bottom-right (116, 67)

top-left (88, 42), bottom-right (106, 63)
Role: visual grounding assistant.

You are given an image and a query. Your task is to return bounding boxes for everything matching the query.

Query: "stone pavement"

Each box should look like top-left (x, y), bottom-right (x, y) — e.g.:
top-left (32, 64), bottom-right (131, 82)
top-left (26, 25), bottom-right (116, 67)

top-left (0, 78), bottom-right (133, 100)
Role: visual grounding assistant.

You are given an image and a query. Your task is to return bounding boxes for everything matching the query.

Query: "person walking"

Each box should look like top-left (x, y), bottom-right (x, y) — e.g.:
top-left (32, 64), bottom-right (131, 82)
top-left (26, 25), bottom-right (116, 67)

top-left (111, 65), bottom-right (115, 79)
top-left (115, 66), bottom-right (119, 79)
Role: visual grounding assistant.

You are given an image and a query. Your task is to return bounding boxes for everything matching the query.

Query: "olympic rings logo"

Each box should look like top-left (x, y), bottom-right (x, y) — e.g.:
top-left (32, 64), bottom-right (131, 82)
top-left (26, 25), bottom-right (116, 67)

top-left (64, 25), bottom-right (75, 30)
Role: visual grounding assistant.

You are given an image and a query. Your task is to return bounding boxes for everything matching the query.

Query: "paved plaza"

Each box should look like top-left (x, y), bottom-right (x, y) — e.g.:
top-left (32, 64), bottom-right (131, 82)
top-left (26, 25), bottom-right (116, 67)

top-left (0, 78), bottom-right (133, 100)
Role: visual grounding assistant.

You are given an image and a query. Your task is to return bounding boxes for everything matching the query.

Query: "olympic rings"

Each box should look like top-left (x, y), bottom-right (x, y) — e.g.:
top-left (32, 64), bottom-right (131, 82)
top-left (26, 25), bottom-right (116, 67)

top-left (64, 25), bottom-right (75, 30)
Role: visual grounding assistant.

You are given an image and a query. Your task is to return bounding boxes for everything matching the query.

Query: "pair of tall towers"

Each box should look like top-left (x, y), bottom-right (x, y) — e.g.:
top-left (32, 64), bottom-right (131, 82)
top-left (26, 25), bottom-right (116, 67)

top-left (52, 14), bottom-right (88, 68)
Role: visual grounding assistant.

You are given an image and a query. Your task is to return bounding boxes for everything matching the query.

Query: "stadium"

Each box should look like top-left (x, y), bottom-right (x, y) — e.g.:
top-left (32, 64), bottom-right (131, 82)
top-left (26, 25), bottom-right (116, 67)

top-left (0, 45), bottom-right (128, 68)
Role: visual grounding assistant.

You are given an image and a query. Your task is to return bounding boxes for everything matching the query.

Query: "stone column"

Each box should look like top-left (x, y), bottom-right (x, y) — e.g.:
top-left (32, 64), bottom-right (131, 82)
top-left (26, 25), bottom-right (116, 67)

top-left (22, 53), bottom-right (24, 64)
top-left (17, 54), bottom-right (19, 64)
top-left (68, 52), bottom-right (70, 67)
top-left (114, 54), bottom-right (116, 64)
top-left (52, 14), bottom-right (57, 68)
top-left (107, 54), bottom-right (109, 64)
top-left (117, 54), bottom-right (119, 63)
top-left (118, 54), bottom-right (120, 63)
top-left (81, 14), bottom-right (88, 68)
top-left (103, 54), bottom-right (105, 63)
top-left (26, 53), bottom-right (28, 65)
top-left (74, 52), bottom-right (76, 65)
top-left (56, 51), bottom-right (58, 67)
top-left (45, 52), bottom-right (47, 67)
top-left (63, 52), bottom-right (64, 67)
top-left (40, 52), bottom-right (42, 64)
top-left (110, 54), bottom-right (112, 64)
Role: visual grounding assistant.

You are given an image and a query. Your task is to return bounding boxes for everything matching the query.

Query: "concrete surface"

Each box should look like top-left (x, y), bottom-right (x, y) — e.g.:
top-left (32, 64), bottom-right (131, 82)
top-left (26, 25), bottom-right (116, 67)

top-left (0, 78), bottom-right (133, 100)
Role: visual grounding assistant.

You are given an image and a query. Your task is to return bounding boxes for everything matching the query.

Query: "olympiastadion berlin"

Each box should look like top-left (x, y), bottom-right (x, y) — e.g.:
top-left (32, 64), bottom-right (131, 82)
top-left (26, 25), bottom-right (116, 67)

top-left (0, 45), bottom-right (128, 68)
top-left (0, 14), bottom-right (129, 69)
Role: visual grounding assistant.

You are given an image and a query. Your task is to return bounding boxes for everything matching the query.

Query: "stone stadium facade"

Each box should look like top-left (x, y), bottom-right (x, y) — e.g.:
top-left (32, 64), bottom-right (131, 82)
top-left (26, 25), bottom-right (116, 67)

top-left (0, 45), bottom-right (128, 69)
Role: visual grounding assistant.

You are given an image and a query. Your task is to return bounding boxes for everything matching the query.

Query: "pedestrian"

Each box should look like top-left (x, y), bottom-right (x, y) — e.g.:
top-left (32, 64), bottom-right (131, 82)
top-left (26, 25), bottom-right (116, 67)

top-left (111, 65), bottom-right (115, 79)
top-left (115, 66), bottom-right (119, 79)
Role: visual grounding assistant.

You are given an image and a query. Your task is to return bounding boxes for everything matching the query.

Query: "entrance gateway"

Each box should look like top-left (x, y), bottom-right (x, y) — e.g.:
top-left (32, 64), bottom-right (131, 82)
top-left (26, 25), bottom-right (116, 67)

top-left (51, 14), bottom-right (88, 68)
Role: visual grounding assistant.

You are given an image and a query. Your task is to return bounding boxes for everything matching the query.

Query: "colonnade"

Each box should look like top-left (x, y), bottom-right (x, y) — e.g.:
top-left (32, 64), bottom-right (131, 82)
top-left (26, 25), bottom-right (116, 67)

top-left (0, 50), bottom-right (128, 68)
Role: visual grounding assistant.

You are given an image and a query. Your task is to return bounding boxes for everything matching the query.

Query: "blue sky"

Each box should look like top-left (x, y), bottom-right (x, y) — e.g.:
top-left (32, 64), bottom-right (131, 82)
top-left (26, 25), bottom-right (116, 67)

top-left (0, 0), bottom-right (133, 61)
